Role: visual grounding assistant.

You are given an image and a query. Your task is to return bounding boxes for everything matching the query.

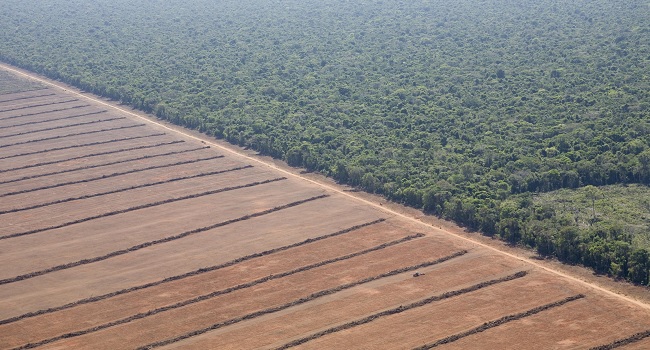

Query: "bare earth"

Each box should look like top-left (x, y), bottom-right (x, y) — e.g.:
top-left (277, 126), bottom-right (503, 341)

top-left (0, 63), bottom-right (649, 350)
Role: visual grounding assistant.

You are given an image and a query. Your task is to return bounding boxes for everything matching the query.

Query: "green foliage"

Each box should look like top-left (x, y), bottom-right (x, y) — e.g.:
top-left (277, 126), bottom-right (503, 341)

top-left (1, 0), bottom-right (648, 284)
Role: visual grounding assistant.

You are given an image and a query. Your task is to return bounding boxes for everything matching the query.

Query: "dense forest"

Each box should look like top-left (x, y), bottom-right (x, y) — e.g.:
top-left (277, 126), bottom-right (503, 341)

top-left (1, 0), bottom-right (649, 285)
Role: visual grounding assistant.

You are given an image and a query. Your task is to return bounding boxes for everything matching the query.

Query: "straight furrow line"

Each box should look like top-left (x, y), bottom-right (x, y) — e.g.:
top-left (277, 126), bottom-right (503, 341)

top-left (589, 330), bottom-right (650, 350)
top-left (137, 250), bottom-right (469, 350)
top-left (275, 271), bottom-right (529, 350)
top-left (0, 123), bottom-right (146, 149)
top-left (0, 133), bottom-right (165, 160)
top-left (0, 154), bottom-right (223, 197)
top-left (0, 192), bottom-right (326, 286)
top-left (0, 164), bottom-right (251, 215)
top-left (0, 116), bottom-right (125, 139)
top-left (0, 109), bottom-right (105, 130)
top-left (0, 176), bottom-right (283, 240)
top-left (14, 232), bottom-right (420, 349)
top-left (0, 218), bottom-right (385, 325)
top-left (413, 294), bottom-right (587, 349)
top-left (0, 104), bottom-right (93, 122)
top-left (0, 92), bottom-right (55, 104)
top-left (0, 146), bottom-right (210, 186)
top-left (0, 99), bottom-right (78, 113)
top-left (0, 87), bottom-right (49, 98)
top-left (0, 140), bottom-right (184, 173)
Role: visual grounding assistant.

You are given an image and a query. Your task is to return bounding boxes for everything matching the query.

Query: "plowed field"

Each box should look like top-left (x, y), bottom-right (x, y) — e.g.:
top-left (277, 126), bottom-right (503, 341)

top-left (1, 65), bottom-right (649, 350)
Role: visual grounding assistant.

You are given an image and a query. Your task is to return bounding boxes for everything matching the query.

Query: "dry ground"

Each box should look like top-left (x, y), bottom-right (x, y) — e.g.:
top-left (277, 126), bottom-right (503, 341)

top-left (0, 64), bottom-right (649, 350)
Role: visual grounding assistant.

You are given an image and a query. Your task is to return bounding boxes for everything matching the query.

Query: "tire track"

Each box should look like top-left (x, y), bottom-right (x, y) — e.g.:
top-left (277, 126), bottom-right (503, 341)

top-left (136, 251), bottom-right (469, 350)
top-left (0, 116), bottom-right (125, 139)
top-left (0, 164), bottom-right (252, 216)
top-left (0, 104), bottom-right (93, 122)
top-left (0, 194), bottom-right (328, 286)
top-left (589, 330), bottom-right (650, 350)
top-left (0, 154), bottom-right (223, 197)
top-left (412, 294), bottom-right (586, 349)
top-left (0, 219), bottom-right (385, 326)
top-left (0, 176), bottom-right (284, 240)
top-left (13, 232), bottom-right (418, 349)
top-left (0, 109), bottom-right (105, 130)
top-left (275, 271), bottom-right (529, 349)
top-left (0, 140), bottom-right (184, 173)
top-left (0, 92), bottom-right (55, 104)
top-left (0, 146), bottom-right (210, 186)
top-left (0, 133), bottom-right (165, 160)
top-left (0, 99), bottom-right (78, 113)
top-left (0, 123), bottom-right (145, 149)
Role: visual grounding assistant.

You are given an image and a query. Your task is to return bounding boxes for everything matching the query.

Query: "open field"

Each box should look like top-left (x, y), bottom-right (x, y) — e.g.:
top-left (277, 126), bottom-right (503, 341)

top-left (1, 66), bottom-right (650, 349)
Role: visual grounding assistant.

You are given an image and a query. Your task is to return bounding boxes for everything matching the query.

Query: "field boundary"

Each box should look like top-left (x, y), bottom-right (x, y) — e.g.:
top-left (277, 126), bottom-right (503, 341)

top-left (2, 63), bottom-right (648, 311)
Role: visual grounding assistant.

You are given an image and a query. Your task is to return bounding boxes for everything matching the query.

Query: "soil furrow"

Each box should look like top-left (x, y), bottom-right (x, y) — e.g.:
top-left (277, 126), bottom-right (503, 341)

top-left (0, 109), bottom-right (105, 130)
top-left (14, 232), bottom-right (418, 349)
top-left (0, 140), bottom-right (184, 173)
top-left (0, 92), bottom-right (55, 104)
top-left (0, 133), bottom-right (165, 160)
top-left (0, 193), bottom-right (328, 286)
top-left (0, 116), bottom-right (125, 138)
top-left (0, 105), bottom-right (94, 122)
top-left (0, 146), bottom-right (209, 186)
top-left (0, 154), bottom-right (223, 197)
top-left (0, 123), bottom-right (145, 149)
top-left (0, 99), bottom-right (78, 113)
top-left (0, 176), bottom-right (285, 240)
top-left (135, 251), bottom-right (469, 350)
top-left (274, 271), bottom-right (529, 349)
top-left (0, 219), bottom-right (385, 326)
top-left (412, 294), bottom-right (586, 349)
top-left (0, 164), bottom-right (251, 215)
top-left (589, 330), bottom-right (650, 350)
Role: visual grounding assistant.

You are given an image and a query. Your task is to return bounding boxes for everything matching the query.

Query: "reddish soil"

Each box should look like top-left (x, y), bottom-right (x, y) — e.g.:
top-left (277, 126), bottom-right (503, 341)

top-left (0, 64), bottom-right (649, 350)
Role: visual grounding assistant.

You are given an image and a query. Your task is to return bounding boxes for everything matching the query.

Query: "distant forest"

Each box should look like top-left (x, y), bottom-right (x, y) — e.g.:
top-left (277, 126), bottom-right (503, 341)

top-left (1, 0), bottom-right (648, 285)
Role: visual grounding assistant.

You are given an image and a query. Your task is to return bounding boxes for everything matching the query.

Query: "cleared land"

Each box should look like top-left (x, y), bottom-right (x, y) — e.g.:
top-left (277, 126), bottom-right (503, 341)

top-left (1, 66), bottom-right (649, 350)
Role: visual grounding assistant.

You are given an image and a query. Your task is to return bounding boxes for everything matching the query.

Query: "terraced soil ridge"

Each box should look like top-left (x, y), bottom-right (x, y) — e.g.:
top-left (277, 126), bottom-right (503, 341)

top-left (0, 140), bottom-right (184, 173)
top-left (0, 165), bottom-right (252, 216)
top-left (0, 123), bottom-right (146, 149)
top-left (0, 219), bottom-right (385, 326)
top-left (135, 250), bottom-right (470, 350)
top-left (412, 294), bottom-right (586, 349)
top-left (274, 271), bottom-right (529, 349)
top-left (0, 154), bottom-right (224, 197)
top-left (0, 133), bottom-right (165, 160)
top-left (0, 145), bottom-right (210, 185)
top-left (0, 176), bottom-right (285, 240)
top-left (0, 193), bottom-right (327, 285)
top-left (13, 233), bottom-right (421, 349)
